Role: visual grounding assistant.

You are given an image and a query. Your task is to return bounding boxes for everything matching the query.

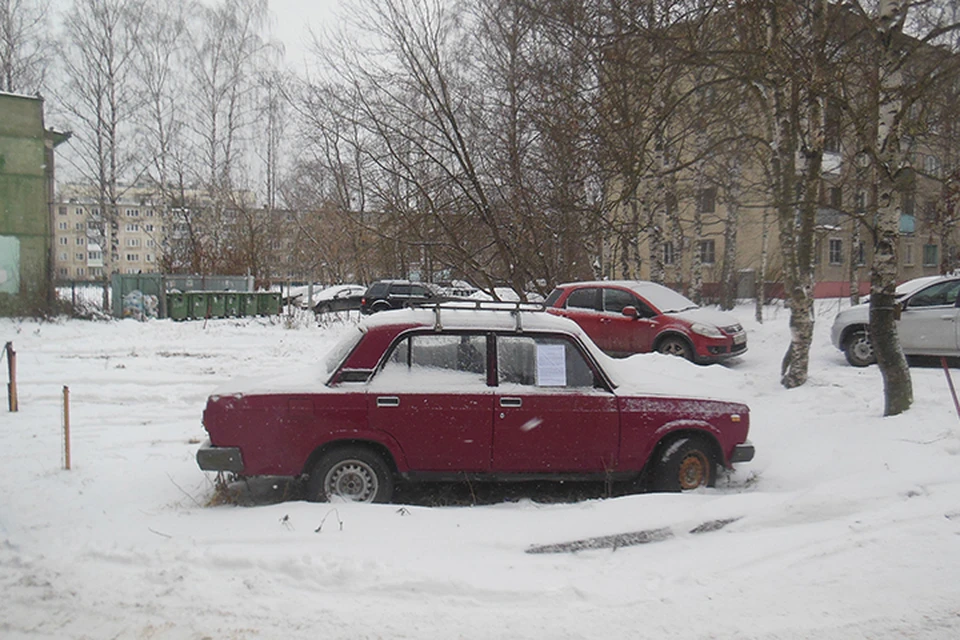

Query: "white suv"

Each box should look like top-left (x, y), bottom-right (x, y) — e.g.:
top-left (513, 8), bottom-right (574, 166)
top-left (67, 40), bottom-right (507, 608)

top-left (830, 275), bottom-right (960, 366)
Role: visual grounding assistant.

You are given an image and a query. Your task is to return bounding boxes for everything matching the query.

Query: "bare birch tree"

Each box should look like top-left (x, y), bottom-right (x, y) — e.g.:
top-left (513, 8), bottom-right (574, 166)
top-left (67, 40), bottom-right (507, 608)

top-left (0, 0), bottom-right (52, 93)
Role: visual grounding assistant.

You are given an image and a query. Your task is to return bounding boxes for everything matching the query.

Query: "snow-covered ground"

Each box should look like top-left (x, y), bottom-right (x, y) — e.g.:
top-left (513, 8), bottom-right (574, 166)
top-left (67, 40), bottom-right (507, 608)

top-left (3, 302), bottom-right (960, 639)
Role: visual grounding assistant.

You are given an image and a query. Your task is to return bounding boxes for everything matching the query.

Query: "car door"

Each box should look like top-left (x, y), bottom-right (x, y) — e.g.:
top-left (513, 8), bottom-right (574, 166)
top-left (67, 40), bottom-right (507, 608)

top-left (367, 333), bottom-right (493, 471)
top-left (558, 287), bottom-right (608, 350)
top-left (600, 287), bottom-right (659, 355)
top-left (492, 334), bottom-right (619, 473)
top-left (899, 280), bottom-right (960, 355)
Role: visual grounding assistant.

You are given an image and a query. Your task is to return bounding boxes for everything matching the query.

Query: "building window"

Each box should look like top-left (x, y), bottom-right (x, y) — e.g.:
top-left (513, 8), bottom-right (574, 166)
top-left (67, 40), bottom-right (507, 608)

top-left (699, 239), bottom-right (716, 265)
top-left (88, 251), bottom-right (101, 260)
top-left (663, 241), bottom-right (675, 266)
top-left (76, 238), bottom-right (85, 246)
top-left (127, 238), bottom-right (141, 247)
top-left (59, 252), bottom-right (68, 261)
top-left (144, 224), bottom-right (154, 232)
top-left (126, 209), bottom-right (140, 217)
top-left (855, 191), bottom-right (866, 213)
top-left (856, 242), bottom-right (865, 266)
top-left (125, 223), bottom-right (139, 232)
top-left (75, 222), bottom-right (85, 231)
top-left (76, 268), bottom-right (85, 277)
top-left (91, 208), bottom-right (100, 217)
top-left (923, 244), bottom-right (938, 267)
top-left (146, 254), bottom-right (154, 262)
top-left (698, 188), bottom-right (717, 214)
top-left (145, 210), bottom-right (154, 217)
top-left (58, 221), bottom-right (68, 230)
top-left (58, 267), bottom-right (68, 276)
top-left (829, 187), bottom-right (842, 209)
top-left (58, 206), bottom-right (67, 216)
top-left (90, 268), bottom-right (102, 277)
top-left (75, 208), bottom-right (83, 216)
top-left (146, 239), bottom-right (156, 248)
top-left (59, 237), bottom-right (68, 245)
top-left (75, 253), bottom-right (84, 261)
top-left (902, 191), bottom-right (915, 216)
top-left (829, 238), bottom-right (843, 265)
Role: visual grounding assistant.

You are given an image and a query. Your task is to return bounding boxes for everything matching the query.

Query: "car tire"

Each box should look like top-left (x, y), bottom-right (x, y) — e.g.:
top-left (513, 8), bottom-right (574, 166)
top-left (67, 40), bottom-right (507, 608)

top-left (844, 329), bottom-right (875, 367)
top-left (652, 436), bottom-right (716, 492)
top-left (656, 335), bottom-right (694, 361)
top-left (371, 301), bottom-right (391, 313)
top-left (306, 446), bottom-right (394, 503)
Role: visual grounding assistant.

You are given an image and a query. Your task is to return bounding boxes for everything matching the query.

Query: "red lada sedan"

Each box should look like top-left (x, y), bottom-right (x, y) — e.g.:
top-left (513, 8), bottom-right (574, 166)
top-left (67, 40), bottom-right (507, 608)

top-left (545, 281), bottom-right (747, 363)
top-left (197, 306), bottom-right (754, 503)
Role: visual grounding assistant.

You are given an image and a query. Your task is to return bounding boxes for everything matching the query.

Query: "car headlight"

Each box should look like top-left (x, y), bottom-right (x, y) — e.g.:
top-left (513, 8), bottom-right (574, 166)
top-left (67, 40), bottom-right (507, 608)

top-left (690, 322), bottom-right (724, 338)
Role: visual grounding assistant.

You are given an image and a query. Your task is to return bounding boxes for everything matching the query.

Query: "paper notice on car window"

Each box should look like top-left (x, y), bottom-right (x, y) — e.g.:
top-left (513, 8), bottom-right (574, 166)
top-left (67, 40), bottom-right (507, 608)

top-left (536, 344), bottom-right (566, 387)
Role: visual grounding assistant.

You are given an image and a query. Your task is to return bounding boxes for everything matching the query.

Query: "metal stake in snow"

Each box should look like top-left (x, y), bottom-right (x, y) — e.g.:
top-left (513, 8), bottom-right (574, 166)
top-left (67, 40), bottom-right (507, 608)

top-left (63, 386), bottom-right (71, 470)
top-left (941, 357), bottom-right (960, 423)
top-left (4, 341), bottom-right (16, 412)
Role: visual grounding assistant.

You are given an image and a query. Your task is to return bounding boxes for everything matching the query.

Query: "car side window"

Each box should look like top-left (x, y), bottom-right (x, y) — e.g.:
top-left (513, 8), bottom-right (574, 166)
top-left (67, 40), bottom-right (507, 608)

top-left (565, 288), bottom-right (600, 311)
top-left (907, 281), bottom-right (960, 308)
top-left (603, 288), bottom-right (638, 314)
top-left (497, 335), bottom-right (597, 389)
top-left (411, 285), bottom-right (431, 297)
top-left (392, 284), bottom-right (411, 296)
top-left (378, 334), bottom-right (487, 388)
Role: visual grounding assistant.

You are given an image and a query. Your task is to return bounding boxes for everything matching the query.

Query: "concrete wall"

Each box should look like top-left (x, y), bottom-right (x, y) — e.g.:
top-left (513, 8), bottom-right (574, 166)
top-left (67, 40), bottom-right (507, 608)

top-left (0, 92), bottom-right (55, 303)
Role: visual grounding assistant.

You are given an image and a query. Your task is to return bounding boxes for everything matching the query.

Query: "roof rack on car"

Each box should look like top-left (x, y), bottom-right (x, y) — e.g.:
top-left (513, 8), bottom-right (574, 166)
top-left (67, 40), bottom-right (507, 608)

top-left (415, 300), bottom-right (546, 333)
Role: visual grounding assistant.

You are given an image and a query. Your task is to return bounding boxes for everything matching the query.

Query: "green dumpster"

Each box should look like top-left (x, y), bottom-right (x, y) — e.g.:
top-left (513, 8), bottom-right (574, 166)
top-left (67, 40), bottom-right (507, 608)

top-left (240, 292), bottom-right (259, 317)
top-left (166, 292), bottom-right (188, 321)
top-left (224, 293), bottom-right (240, 317)
top-left (258, 292), bottom-right (282, 316)
top-left (188, 292), bottom-right (209, 319)
top-left (207, 293), bottom-right (227, 318)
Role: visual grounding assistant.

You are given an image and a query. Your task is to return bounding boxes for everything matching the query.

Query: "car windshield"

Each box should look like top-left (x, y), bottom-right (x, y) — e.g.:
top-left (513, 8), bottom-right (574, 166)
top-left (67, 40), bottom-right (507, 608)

top-left (324, 326), bottom-right (365, 375)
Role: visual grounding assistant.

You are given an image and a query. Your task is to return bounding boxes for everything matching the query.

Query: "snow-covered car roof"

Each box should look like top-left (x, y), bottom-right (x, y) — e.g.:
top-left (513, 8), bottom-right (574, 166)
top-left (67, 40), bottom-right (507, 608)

top-left (312, 284), bottom-right (366, 302)
top-left (557, 280), bottom-right (698, 314)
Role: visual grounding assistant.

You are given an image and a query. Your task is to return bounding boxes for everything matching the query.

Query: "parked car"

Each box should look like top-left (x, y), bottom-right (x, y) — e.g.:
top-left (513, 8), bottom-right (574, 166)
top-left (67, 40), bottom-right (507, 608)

top-left (360, 280), bottom-right (442, 314)
top-left (197, 306), bottom-right (754, 503)
top-left (311, 284), bottom-right (367, 314)
top-left (544, 280), bottom-right (747, 363)
top-left (830, 274), bottom-right (960, 366)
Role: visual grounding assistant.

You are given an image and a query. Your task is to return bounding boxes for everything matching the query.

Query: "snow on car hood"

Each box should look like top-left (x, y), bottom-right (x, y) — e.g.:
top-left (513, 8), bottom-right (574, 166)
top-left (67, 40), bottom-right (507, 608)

top-left (601, 351), bottom-right (748, 406)
top-left (672, 307), bottom-right (742, 328)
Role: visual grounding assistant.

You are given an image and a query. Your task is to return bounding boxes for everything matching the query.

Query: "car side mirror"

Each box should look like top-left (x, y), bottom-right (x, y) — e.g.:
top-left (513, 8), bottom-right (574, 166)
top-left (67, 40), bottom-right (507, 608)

top-left (622, 306), bottom-right (638, 318)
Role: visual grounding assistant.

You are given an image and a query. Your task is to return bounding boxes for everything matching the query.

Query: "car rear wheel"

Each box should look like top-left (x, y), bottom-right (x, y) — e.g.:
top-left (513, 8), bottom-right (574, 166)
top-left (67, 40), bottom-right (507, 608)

top-left (844, 329), bottom-right (875, 367)
top-left (652, 436), bottom-right (716, 492)
top-left (306, 446), bottom-right (394, 503)
top-left (657, 336), bottom-right (694, 361)
top-left (371, 301), bottom-right (391, 313)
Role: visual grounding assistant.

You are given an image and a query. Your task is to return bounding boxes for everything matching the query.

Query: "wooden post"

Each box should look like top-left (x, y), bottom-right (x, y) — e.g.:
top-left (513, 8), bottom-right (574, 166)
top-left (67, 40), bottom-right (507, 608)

top-left (941, 357), bottom-right (960, 424)
top-left (63, 386), bottom-right (71, 470)
top-left (5, 341), bottom-right (16, 412)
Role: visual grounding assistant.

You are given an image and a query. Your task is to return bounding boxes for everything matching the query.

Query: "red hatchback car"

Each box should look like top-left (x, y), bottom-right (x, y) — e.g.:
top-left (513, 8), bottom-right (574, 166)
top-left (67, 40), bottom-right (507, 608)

top-left (545, 281), bottom-right (747, 363)
top-left (197, 306), bottom-right (754, 503)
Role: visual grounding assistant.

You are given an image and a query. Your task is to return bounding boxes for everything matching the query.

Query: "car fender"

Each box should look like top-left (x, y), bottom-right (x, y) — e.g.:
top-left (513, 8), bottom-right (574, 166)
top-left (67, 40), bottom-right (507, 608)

top-left (651, 419), bottom-right (725, 463)
top-left (302, 429), bottom-right (410, 476)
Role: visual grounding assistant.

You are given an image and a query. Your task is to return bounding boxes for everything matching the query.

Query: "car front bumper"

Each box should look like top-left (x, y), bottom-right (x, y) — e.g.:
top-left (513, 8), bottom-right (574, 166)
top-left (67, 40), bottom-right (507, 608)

top-left (196, 439), bottom-right (245, 473)
top-left (730, 441), bottom-right (755, 464)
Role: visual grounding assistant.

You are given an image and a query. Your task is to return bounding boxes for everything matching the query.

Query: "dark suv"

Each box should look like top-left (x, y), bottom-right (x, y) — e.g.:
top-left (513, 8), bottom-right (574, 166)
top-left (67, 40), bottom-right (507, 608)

top-left (360, 280), bottom-right (441, 314)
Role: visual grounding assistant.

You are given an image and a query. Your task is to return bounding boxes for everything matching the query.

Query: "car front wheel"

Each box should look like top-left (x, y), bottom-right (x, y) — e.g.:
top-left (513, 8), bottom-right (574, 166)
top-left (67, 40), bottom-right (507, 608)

top-left (656, 336), bottom-right (694, 361)
top-left (306, 446), bottom-right (394, 503)
top-left (652, 436), bottom-right (716, 492)
top-left (843, 329), bottom-right (875, 367)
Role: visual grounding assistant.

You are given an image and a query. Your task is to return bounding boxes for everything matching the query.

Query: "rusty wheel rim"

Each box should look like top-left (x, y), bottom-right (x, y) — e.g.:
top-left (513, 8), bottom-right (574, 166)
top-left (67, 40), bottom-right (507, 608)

top-left (678, 451), bottom-right (709, 490)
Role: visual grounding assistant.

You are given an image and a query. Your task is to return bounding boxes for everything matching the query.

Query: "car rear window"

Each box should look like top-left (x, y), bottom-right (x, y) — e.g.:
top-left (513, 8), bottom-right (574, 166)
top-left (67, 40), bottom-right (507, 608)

top-left (545, 288), bottom-right (564, 306)
top-left (325, 327), bottom-right (365, 375)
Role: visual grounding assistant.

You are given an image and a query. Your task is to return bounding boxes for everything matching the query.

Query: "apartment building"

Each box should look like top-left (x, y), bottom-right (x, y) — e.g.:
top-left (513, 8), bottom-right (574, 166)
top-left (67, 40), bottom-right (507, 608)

top-left (52, 186), bottom-right (165, 281)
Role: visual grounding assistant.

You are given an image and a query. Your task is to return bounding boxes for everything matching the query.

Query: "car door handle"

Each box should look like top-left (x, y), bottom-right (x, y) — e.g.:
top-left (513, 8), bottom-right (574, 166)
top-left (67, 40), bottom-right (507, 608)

top-left (500, 397), bottom-right (522, 408)
top-left (376, 396), bottom-right (400, 407)
top-left (941, 315), bottom-right (955, 320)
